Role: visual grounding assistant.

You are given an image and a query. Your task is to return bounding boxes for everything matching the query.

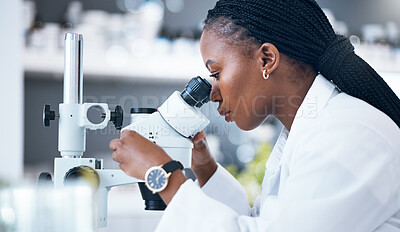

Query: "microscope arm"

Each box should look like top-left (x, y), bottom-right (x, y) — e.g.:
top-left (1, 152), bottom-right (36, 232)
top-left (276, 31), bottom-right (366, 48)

top-left (96, 169), bottom-right (140, 227)
top-left (97, 169), bottom-right (141, 189)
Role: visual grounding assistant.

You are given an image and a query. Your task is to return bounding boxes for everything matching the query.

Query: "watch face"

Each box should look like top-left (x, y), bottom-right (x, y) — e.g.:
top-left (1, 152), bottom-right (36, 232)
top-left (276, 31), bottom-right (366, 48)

top-left (146, 167), bottom-right (168, 192)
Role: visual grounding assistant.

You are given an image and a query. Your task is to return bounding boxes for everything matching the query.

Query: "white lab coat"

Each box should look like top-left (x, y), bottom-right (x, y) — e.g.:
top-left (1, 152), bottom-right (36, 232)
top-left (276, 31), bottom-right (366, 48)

top-left (156, 75), bottom-right (400, 232)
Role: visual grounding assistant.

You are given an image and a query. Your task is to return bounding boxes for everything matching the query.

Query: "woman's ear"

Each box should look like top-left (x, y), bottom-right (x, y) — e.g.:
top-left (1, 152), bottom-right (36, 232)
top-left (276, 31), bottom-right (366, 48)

top-left (257, 43), bottom-right (280, 76)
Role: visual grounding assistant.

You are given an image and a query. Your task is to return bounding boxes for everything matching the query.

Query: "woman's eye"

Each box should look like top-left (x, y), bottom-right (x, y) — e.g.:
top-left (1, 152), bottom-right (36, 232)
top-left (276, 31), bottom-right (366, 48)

top-left (209, 73), bottom-right (220, 80)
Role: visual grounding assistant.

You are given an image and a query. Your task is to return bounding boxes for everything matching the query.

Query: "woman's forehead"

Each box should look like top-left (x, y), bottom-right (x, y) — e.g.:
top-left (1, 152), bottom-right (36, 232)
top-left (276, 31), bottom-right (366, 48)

top-left (200, 30), bottom-right (223, 47)
top-left (201, 33), bottom-right (257, 67)
top-left (201, 30), bottom-right (240, 54)
top-left (200, 31), bottom-right (227, 57)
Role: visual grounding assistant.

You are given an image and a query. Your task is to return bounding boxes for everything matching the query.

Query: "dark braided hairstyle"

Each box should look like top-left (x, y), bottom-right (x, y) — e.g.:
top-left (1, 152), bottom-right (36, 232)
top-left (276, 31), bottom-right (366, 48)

top-left (204, 0), bottom-right (400, 128)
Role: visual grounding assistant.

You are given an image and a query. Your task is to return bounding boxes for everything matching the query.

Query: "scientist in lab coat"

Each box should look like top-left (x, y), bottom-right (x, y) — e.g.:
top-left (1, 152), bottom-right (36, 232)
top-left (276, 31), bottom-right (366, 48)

top-left (109, 0), bottom-right (400, 231)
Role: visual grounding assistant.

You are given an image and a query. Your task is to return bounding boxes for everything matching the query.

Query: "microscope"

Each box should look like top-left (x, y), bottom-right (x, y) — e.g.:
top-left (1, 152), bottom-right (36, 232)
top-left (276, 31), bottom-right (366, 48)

top-left (39, 33), bottom-right (212, 227)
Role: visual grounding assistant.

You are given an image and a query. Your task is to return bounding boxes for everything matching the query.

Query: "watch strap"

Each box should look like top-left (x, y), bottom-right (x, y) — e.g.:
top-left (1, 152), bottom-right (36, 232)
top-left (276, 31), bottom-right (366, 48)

top-left (162, 160), bottom-right (184, 174)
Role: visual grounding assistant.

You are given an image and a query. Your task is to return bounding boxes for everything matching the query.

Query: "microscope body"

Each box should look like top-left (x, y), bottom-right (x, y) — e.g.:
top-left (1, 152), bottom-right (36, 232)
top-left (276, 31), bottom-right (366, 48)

top-left (41, 33), bottom-right (212, 228)
top-left (124, 91), bottom-right (210, 168)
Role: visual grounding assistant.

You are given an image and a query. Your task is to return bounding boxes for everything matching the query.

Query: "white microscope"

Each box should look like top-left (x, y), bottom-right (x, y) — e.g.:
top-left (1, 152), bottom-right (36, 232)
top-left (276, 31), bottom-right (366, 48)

top-left (39, 33), bottom-right (212, 227)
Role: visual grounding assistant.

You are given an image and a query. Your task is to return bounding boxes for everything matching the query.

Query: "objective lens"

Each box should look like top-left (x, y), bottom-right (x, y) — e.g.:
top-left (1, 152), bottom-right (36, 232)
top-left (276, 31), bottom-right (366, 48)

top-left (181, 76), bottom-right (212, 107)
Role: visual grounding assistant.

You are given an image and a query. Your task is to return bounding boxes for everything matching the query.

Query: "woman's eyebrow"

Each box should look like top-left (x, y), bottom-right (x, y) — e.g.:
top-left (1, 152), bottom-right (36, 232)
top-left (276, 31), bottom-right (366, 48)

top-left (205, 60), bottom-right (217, 71)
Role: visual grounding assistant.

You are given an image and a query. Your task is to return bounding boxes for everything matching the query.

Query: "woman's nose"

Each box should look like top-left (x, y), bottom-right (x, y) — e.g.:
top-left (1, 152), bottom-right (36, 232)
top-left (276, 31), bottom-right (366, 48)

top-left (210, 83), bottom-right (222, 103)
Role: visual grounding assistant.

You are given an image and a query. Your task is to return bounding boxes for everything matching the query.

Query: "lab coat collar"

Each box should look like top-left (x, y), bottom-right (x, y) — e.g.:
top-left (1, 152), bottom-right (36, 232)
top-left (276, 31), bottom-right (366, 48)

top-left (286, 74), bottom-right (337, 142)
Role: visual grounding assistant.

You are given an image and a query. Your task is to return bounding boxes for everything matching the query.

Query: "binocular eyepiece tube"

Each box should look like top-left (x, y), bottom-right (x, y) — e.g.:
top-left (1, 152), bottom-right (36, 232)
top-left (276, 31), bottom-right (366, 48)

top-left (181, 76), bottom-right (212, 108)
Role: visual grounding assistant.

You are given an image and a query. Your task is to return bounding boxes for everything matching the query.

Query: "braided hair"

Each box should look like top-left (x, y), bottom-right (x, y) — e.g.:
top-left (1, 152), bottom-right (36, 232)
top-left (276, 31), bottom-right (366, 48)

top-left (204, 0), bottom-right (400, 128)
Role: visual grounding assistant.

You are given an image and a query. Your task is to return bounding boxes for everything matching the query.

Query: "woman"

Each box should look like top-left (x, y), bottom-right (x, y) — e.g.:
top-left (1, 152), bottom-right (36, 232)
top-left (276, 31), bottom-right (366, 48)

top-left (110, 0), bottom-right (400, 231)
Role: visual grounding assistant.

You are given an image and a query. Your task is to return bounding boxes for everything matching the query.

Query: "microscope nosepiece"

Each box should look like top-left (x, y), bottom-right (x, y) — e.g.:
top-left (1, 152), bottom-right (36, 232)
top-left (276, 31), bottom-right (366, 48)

top-left (181, 76), bottom-right (212, 108)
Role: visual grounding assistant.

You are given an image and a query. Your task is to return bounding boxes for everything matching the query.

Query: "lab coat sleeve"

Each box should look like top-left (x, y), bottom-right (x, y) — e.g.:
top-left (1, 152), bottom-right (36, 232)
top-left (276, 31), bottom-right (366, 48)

top-left (156, 122), bottom-right (400, 232)
top-left (199, 163), bottom-right (250, 215)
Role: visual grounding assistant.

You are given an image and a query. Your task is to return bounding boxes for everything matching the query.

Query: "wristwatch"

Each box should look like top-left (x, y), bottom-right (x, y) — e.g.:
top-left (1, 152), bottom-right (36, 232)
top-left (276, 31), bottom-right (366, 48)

top-left (145, 160), bottom-right (184, 194)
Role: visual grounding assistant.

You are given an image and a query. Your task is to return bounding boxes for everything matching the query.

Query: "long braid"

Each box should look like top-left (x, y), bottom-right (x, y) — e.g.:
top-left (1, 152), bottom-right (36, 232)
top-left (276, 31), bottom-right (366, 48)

top-left (204, 0), bottom-right (400, 128)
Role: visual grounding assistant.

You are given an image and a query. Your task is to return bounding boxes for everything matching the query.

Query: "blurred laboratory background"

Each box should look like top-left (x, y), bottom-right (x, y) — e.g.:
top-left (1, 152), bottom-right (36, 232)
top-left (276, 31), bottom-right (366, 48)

top-left (1, 0), bottom-right (400, 231)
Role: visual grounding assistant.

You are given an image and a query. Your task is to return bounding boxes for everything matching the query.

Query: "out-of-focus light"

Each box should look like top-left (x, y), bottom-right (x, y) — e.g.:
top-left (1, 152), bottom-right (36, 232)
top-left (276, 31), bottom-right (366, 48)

top-left (130, 39), bottom-right (151, 58)
top-left (236, 144), bottom-right (255, 163)
top-left (124, 0), bottom-right (145, 13)
top-left (119, 0), bottom-right (164, 16)
top-left (122, 21), bottom-right (141, 39)
top-left (228, 129), bottom-right (244, 145)
top-left (106, 45), bottom-right (129, 68)
top-left (166, 0), bottom-right (184, 13)
top-left (361, 24), bottom-right (386, 43)
top-left (386, 22), bottom-right (399, 42)
top-left (116, 0), bottom-right (127, 12)
top-left (349, 35), bottom-right (361, 48)
top-left (152, 38), bottom-right (172, 55)
top-left (141, 0), bottom-right (165, 21)
top-left (0, 207), bottom-right (15, 225)
top-left (243, 124), bottom-right (276, 144)
top-left (207, 134), bottom-right (224, 163)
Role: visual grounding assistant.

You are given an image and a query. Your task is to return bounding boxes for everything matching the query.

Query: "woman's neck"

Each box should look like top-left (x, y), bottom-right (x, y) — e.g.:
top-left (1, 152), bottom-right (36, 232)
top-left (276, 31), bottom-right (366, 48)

top-left (274, 69), bottom-right (317, 131)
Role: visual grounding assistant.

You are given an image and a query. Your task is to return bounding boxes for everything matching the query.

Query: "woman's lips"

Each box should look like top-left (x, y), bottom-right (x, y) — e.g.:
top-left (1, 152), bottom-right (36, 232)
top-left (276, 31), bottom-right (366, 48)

top-left (225, 111), bottom-right (232, 122)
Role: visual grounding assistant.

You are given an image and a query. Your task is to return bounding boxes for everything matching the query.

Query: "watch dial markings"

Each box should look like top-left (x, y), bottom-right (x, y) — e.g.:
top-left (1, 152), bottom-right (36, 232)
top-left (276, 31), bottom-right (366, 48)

top-left (147, 169), bottom-right (167, 190)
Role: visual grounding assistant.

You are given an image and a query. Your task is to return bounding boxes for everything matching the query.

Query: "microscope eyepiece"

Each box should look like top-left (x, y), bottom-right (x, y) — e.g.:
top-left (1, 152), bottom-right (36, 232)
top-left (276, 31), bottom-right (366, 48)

top-left (181, 76), bottom-right (212, 108)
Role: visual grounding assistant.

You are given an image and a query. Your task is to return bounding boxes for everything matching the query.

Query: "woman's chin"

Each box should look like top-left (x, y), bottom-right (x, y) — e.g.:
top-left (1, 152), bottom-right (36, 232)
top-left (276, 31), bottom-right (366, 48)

top-left (235, 120), bottom-right (259, 131)
top-left (235, 116), bottom-right (268, 131)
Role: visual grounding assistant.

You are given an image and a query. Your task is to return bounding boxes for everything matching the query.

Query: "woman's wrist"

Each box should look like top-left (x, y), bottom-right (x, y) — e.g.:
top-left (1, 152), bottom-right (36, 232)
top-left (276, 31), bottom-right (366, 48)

top-left (191, 158), bottom-right (218, 187)
top-left (159, 170), bottom-right (187, 205)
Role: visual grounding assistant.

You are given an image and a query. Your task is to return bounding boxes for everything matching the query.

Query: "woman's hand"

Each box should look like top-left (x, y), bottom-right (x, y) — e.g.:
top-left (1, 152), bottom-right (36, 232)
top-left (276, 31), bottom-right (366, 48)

top-left (109, 130), bottom-right (172, 180)
top-left (109, 130), bottom-right (187, 204)
top-left (189, 131), bottom-right (218, 187)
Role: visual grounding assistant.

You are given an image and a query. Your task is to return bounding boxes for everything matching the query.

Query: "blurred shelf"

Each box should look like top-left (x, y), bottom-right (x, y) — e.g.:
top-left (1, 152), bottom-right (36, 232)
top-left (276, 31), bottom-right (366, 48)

top-left (24, 48), bottom-right (211, 83)
top-left (24, 46), bottom-right (399, 96)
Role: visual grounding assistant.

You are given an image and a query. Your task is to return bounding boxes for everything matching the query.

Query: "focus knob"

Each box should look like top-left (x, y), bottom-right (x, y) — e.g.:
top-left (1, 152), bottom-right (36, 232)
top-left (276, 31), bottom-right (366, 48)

top-left (110, 105), bottom-right (124, 130)
top-left (43, 104), bottom-right (56, 127)
top-left (38, 172), bottom-right (53, 185)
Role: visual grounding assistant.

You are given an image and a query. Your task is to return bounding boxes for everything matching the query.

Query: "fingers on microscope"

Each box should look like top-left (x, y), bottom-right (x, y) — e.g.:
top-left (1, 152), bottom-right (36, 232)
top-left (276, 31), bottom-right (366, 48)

top-left (109, 138), bottom-right (120, 151)
top-left (192, 131), bottom-right (205, 143)
top-left (120, 130), bottom-right (136, 138)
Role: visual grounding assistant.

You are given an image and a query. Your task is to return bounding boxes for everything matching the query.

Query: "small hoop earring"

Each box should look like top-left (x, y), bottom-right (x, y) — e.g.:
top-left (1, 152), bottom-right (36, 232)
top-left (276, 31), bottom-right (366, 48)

top-left (263, 69), bottom-right (270, 80)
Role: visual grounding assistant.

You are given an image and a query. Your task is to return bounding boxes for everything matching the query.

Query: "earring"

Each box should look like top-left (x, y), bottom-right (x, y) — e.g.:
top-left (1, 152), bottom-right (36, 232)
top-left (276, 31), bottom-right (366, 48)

top-left (263, 69), bottom-right (270, 80)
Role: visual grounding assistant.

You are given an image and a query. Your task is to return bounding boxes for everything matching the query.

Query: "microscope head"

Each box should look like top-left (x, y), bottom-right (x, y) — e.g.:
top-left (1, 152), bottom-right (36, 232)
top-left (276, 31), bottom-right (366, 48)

top-left (157, 76), bottom-right (212, 138)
